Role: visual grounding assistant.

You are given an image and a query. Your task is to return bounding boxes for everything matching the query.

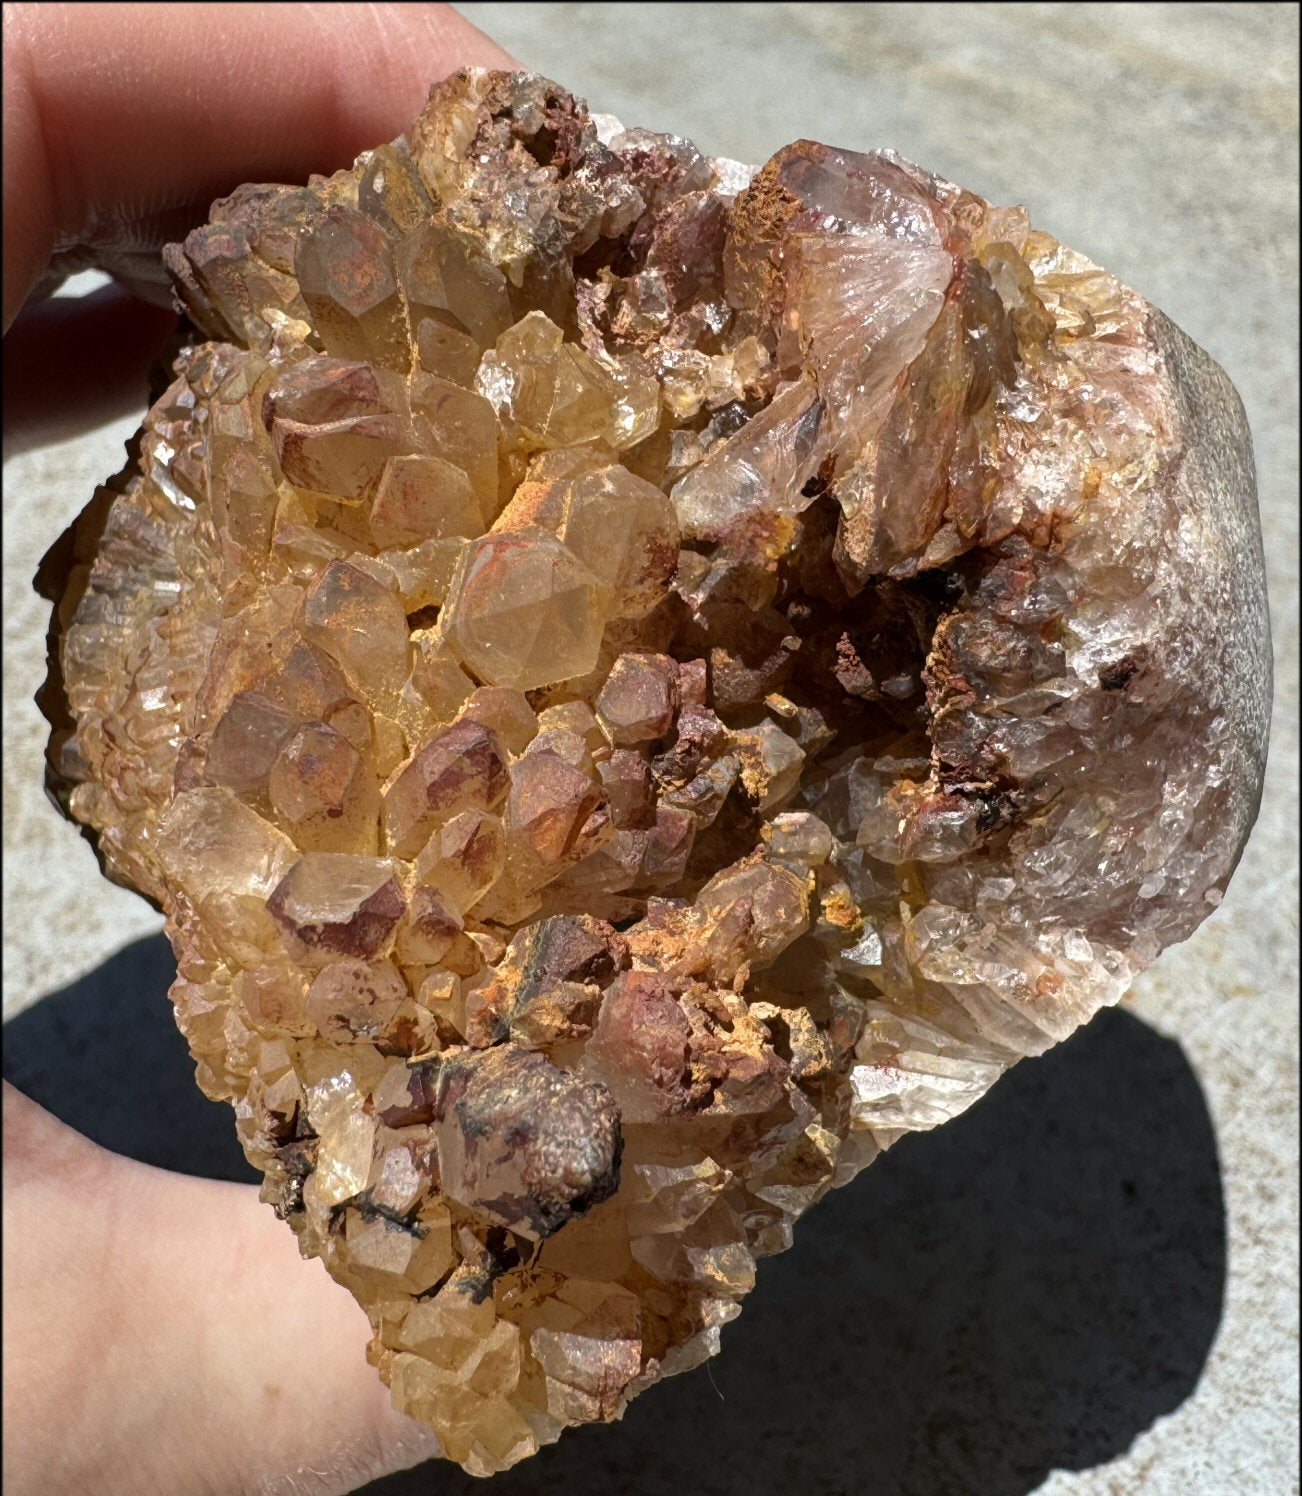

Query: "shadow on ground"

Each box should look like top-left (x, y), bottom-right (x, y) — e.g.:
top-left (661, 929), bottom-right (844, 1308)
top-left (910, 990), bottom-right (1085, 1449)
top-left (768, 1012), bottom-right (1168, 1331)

top-left (3, 933), bottom-right (1226, 1496)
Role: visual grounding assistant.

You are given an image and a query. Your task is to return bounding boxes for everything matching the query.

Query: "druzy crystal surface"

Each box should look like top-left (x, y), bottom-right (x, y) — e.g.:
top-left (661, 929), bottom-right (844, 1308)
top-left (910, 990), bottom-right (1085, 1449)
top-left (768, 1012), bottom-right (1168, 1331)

top-left (41, 71), bottom-right (1270, 1475)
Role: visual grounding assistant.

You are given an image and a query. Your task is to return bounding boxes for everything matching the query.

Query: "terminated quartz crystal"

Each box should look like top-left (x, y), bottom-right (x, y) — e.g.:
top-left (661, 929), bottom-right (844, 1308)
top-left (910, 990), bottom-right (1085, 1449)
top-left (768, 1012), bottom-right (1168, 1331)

top-left (40, 70), bottom-right (1270, 1475)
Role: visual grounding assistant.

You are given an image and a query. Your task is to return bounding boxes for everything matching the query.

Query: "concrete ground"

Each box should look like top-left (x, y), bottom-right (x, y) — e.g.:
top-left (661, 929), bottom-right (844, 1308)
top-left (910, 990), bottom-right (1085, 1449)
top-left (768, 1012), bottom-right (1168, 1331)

top-left (3, 4), bottom-right (1296, 1493)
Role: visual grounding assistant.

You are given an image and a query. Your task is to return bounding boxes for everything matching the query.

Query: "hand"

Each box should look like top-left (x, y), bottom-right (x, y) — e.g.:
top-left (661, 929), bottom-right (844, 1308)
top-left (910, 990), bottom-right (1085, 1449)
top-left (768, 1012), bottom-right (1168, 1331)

top-left (1, 6), bottom-right (514, 1492)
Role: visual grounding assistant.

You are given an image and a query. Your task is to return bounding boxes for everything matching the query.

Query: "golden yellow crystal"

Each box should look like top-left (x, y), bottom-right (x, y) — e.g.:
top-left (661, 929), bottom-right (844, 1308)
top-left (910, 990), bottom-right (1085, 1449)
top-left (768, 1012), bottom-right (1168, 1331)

top-left (41, 68), bottom-right (1270, 1476)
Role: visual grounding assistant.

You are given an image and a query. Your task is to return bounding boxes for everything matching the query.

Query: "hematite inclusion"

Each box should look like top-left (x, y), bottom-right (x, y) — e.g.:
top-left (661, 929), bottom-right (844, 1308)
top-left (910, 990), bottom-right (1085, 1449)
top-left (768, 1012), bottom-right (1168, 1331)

top-left (40, 69), bottom-right (1270, 1475)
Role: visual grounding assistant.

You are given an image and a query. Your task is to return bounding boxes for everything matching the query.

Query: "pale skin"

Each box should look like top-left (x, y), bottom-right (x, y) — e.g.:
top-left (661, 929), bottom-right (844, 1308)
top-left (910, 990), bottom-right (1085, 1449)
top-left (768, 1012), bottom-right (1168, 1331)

top-left (1, 6), bottom-right (517, 1492)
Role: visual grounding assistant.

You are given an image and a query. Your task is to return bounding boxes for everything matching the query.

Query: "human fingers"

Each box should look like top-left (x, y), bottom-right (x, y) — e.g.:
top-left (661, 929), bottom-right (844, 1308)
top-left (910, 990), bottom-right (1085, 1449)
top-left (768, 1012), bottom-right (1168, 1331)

top-left (2, 1082), bottom-right (441, 1496)
top-left (2, 1), bottom-right (515, 328)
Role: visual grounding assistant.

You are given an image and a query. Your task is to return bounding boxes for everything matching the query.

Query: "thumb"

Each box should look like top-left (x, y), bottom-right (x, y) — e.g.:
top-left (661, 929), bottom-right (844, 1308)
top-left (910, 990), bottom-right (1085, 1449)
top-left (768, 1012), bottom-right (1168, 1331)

top-left (2, 1082), bottom-right (442, 1496)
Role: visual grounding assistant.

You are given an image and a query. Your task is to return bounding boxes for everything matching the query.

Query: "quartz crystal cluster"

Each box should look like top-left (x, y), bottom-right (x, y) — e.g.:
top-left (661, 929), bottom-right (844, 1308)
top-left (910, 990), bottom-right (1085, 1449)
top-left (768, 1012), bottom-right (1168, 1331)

top-left (41, 71), bottom-right (1270, 1475)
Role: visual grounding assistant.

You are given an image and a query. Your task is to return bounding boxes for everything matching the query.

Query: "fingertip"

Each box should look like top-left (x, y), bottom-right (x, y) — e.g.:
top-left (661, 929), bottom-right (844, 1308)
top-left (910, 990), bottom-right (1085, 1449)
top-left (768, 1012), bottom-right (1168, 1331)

top-left (3, 2), bottom-right (520, 326)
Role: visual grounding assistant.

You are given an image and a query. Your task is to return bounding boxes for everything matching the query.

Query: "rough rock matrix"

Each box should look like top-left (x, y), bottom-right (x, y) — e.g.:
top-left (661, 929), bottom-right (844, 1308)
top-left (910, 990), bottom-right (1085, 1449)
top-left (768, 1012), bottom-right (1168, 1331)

top-left (40, 71), bottom-right (1270, 1475)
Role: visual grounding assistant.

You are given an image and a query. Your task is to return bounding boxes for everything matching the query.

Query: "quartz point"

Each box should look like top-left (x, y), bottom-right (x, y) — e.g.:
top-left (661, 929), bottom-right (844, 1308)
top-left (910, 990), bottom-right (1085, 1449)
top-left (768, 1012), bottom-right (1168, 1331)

top-left (39, 70), bottom-right (1271, 1475)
